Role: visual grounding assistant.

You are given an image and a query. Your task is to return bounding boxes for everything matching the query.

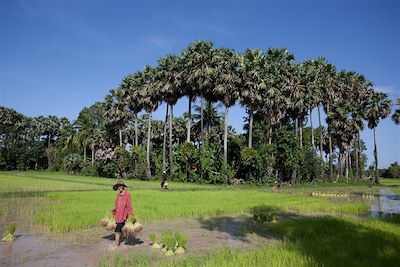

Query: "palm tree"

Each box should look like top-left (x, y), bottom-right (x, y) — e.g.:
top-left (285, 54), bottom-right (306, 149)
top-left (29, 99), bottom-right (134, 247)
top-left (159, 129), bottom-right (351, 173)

top-left (239, 49), bottom-right (266, 149)
top-left (156, 54), bottom-right (184, 176)
top-left (392, 98), bottom-right (400, 125)
top-left (363, 90), bottom-right (392, 183)
top-left (213, 47), bottom-right (241, 181)
top-left (181, 40), bottom-right (216, 144)
top-left (141, 65), bottom-right (160, 180)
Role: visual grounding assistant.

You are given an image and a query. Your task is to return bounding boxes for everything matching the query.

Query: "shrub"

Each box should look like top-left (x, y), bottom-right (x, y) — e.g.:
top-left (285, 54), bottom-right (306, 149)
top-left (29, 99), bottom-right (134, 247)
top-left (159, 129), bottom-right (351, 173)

top-left (80, 165), bottom-right (98, 176)
top-left (63, 153), bottom-right (83, 174)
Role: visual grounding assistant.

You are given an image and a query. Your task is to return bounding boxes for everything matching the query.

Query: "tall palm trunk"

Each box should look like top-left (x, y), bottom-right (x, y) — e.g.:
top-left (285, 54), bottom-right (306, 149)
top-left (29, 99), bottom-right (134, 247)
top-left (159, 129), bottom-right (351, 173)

top-left (83, 146), bottom-right (87, 162)
top-left (327, 104), bottom-right (333, 183)
top-left (169, 104), bottom-right (174, 177)
top-left (146, 113), bottom-right (152, 180)
top-left (358, 132), bottom-right (363, 179)
top-left (355, 137), bottom-right (359, 179)
top-left (348, 144), bottom-right (352, 177)
top-left (187, 96), bottom-right (192, 143)
top-left (119, 129), bottom-right (123, 147)
top-left (248, 109), bottom-right (253, 148)
top-left (223, 106), bottom-right (229, 182)
top-left (373, 127), bottom-right (379, 184)
top-left (318, 105), bottom-right (324, 182)
top-left (299, 120), bottom-right (303, 152)
top-left (91, 143), bottom-right (95, 166)
top-left (310, 108), bottom-right (314, 149)
top-left (47, 133), bottom-right (52, 169)
top-left (345, 146), bottom-right (349, 183)
top-left (200, 97), bottom-right (204, 143)
top-left (162, 105), bottom-right (169, 174)
top-left (134, 112), bottom-right (138, 147)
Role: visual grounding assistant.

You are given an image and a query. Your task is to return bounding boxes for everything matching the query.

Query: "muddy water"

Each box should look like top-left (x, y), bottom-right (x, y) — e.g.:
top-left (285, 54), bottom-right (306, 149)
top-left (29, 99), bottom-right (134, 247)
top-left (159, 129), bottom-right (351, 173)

top-left (1, 213), bottom-right (271, 267)
top-left (369, 189), bottom-right (400, 216)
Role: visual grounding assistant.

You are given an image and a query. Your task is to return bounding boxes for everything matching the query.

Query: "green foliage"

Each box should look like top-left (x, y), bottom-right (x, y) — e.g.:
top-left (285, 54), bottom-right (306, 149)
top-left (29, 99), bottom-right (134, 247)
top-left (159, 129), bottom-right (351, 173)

top-left (161, 230), bottom-right (176, 251)
top-left (63, 153), bottom-right (83, 174)
top-left (382, 162), bottom-right (400, 178)
top-left (80, 165), bottom-right (98, 176)
top-left (273, 126), bottom-right (301, 181)
top-left (100, 161), bottom-right (117, 178)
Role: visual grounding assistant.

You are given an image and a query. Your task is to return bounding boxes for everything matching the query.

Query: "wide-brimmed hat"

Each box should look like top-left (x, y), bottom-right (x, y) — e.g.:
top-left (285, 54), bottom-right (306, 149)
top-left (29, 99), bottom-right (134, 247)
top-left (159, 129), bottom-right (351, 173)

top-left (113, 180), bottom-right (128, 191)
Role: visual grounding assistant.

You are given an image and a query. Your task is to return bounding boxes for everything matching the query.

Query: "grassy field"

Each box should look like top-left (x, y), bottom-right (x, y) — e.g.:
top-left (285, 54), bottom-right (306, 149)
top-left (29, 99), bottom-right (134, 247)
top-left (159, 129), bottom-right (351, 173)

top-left (99, 215), bottom-right (400, 267)
top-left (1, 171), bottom-right (399, 266)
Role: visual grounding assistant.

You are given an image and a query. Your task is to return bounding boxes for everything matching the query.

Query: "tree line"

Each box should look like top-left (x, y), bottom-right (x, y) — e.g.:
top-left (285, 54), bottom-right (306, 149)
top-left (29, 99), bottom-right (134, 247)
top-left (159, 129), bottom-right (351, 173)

top-left (1, 40), bottom-right (399, 184)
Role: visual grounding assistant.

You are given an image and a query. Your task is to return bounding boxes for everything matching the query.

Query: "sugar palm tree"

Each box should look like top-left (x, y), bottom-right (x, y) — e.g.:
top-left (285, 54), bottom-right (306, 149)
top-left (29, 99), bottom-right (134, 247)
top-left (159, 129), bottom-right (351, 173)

top-left (181, 40), bottom-right (216, 144)
top-left (213, 47), bottom-right (241, 181)
top-left (363, 90), bottom-right (392, 183)
top-left (392, 98), bottom-right (400, 125)
top-left (239, 49), bottom-right (266, 149)
top-left (156, 54), bottom-right (184, 176)
top-left (141, 65), bottom-right (160, 180)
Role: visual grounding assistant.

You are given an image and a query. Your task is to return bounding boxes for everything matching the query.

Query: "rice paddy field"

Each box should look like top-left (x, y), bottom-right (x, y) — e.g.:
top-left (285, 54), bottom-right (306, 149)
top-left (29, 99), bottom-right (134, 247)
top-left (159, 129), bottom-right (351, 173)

top-left (1, 171), bottom-right (399, 267)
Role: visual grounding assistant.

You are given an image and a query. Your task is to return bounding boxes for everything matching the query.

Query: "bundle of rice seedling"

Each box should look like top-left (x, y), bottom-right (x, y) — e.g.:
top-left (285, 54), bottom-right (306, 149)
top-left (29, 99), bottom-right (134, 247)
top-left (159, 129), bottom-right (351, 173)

top-left (105, 218), bottom-right (116, 231)
top-left (149, 232), bottom-right (162, 249)
top-left (99, 212), bottom-right (114, 227)
top-left (164, 233), bottom-right (176, 257)
top-left (121, 216), bottom-right (143, 237)
top-left (2, 223), bottom-right (16, 242)
top-left (174, 231), bottom-right (187, 254)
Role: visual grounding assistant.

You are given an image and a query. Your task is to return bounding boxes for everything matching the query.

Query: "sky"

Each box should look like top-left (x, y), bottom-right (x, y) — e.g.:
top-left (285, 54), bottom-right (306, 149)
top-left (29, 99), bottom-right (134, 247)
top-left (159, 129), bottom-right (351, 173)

top-left (0, 0), bottom-right (399, 168)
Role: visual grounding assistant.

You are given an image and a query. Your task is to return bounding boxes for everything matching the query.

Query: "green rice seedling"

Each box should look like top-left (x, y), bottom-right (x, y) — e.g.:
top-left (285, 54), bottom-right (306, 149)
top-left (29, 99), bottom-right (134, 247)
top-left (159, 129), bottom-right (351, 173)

top-left (105, 218), bottom-right (116, 231)
top-left (149, 232), bottom-right (162, 249)
top-left (161, 230), bottom-right (176, 256)
top-left (122, 216), bottom-right (142, 237)
top-left (174, 231), bottom-right (187, 254)
top-left (2, 223), bottom-right (16, 242)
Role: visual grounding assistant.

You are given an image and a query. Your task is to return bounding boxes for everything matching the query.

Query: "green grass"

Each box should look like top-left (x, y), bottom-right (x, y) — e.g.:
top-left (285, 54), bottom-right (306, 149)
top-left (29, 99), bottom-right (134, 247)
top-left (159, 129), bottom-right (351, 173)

top-left (33, 189), bottom-right (369, 232)
top-left (99, 215), bottom-right (400, 267)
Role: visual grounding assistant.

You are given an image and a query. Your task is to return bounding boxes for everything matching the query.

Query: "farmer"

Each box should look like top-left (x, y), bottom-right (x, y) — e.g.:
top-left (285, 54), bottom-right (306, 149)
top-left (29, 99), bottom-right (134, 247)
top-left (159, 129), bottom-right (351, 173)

top-left (111, 180), bottom-right (133, 247)
top-left (161, 170), bottom-right (169, 190)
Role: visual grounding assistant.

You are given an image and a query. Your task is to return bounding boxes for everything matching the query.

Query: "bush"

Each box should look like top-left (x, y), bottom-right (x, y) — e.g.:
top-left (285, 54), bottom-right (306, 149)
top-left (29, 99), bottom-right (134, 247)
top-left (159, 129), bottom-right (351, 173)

top-left (63, 153), bottom-right (83, 174)
top-left (80, 165), bottom-right (98, 176)
top-left (100, 161), bottom-right (117, 178)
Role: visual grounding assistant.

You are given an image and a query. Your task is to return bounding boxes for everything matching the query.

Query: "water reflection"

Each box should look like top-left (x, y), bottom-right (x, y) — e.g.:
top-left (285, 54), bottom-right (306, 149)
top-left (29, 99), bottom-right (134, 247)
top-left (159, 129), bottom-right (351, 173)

top-left (370, 189), bottom-right (400, 217)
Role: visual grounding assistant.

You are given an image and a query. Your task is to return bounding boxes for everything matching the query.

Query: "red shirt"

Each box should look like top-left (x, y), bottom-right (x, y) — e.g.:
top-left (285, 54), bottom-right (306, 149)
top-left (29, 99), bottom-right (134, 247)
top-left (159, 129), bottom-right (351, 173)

top-left (112, 190), bottom-right (133, 223)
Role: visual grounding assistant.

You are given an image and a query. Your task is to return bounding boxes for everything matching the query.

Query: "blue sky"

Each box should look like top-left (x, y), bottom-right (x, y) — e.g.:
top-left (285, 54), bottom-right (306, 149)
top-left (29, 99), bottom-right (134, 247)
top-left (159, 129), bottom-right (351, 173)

top-left (1, 0), bottom-right (399, 168)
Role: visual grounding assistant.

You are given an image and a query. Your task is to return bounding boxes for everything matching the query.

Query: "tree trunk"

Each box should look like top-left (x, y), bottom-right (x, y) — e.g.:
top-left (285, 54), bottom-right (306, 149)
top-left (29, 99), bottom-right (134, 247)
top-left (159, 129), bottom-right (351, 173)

top-left (358, 132), bottom-right (363, 180)
top-left (248, 109), bottom-right (253, 148)
top-left (200, 97), bottom-right (204, 144)
top-left (355, 136), bottom-right (359, 179)
top-left (169, 104), bottom-right (174, 177)
top-left (327, 104), bottom-right (333, 183)
top-left (134, 112), bottom-right (138, 147)
top-left (299, 120), bottom-right (303, 152)
top-left (269, 127), bottom-right (272, 145)
top-left (223, 106), bottom-right (229, 182)
top-left (187, 96), bottom-right (192, 143)
top-left (91, 144), bottom-right (95, 166)
top-left (373, 127), bottom-right (379, 184)
top-left (310, 108), bottom-right (314, 149)
top-left (162, 105), bottom-right (169, 174)
top-left (318, 105), bottom-right (324, 182)
top-left (119, 129), bottom-right (123, 147)
top-left (345, 146), bottom-right (349, 183)
top-left (84, 146), bottom-right (87, 162)
top-left (146, 113), bottom-right (152, 180)
top-left (348, 144), bottom-right (352, 177)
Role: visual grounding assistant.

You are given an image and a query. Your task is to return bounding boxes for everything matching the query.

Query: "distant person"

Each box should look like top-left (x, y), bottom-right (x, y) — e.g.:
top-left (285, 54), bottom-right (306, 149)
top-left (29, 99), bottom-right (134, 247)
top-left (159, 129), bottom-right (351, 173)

top-left (161, 170), bottom-right (169, 189)
top-left (111, 180), bottom-right (133, 247)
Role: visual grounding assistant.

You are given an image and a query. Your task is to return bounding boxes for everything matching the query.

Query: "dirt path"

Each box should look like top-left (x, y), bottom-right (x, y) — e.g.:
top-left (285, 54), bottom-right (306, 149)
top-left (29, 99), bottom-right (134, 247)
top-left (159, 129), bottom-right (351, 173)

top-left (1, 214), bottom-right (276, 267)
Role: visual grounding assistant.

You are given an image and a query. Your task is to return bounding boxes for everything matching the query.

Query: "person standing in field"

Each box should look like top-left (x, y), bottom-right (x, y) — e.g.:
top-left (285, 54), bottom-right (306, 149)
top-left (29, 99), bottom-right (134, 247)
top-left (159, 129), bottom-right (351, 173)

top-left (111, 180), bottom-right (133, 247)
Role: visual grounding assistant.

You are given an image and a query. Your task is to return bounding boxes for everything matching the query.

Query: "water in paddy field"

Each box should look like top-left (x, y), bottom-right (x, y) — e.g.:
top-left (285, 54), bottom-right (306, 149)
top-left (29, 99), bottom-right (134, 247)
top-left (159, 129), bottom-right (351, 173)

top-left (369, 189), bottom-right (400, 217)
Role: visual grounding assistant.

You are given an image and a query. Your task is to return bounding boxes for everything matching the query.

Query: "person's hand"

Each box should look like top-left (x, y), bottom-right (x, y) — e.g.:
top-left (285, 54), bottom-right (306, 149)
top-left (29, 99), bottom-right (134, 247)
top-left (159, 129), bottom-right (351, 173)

top-left (111, 208), bottom-right (116, 215)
